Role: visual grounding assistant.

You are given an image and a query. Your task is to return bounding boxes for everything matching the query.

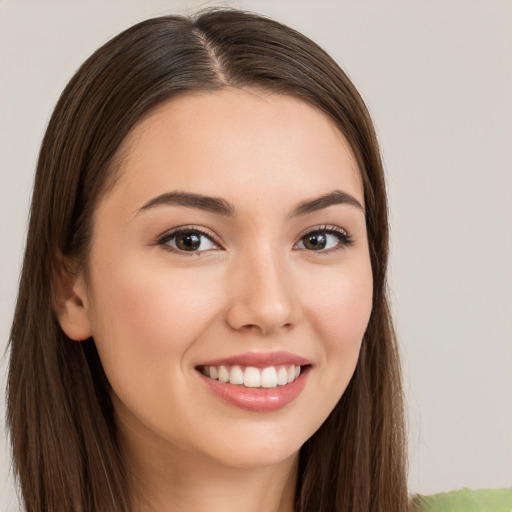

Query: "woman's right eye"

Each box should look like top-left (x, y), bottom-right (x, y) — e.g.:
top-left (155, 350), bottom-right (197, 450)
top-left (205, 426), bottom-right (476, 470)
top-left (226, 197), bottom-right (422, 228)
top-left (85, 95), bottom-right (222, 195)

top-left (158, 229), bottom-right (219, 254)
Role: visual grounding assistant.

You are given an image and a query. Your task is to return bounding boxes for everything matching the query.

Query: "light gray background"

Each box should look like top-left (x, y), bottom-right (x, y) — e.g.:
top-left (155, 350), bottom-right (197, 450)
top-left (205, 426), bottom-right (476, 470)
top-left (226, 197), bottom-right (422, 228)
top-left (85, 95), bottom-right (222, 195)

top-left (1, 1), bottom-right (511, 510)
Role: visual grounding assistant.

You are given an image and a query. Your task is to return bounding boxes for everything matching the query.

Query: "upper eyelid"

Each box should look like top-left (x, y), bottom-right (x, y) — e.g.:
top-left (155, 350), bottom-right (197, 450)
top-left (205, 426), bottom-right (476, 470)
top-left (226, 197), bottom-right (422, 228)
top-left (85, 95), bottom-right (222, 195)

top-left (296, 224), bottom-right (349, 239)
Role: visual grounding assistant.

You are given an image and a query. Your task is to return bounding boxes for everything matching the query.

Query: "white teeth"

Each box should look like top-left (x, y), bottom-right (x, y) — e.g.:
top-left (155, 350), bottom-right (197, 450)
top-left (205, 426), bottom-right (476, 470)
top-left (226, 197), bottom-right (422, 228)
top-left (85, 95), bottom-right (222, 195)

top-left (203, 364), bottom-right (304, 388)
top-left (277, 366), bottom-right (288, 385)
top-left (261, 366), bottom-right (278, 388)
top-left (244, 367), bottom-right (261, 387)
top-left (218, 365), bottom-right (229, 383)
top-left (229, 365), bottom-right (244, 385)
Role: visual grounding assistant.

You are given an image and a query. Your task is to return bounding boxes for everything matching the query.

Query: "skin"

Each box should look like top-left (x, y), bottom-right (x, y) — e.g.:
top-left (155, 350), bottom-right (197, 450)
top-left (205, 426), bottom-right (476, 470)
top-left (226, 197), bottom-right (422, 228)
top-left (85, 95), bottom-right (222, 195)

top-left (58, 88), bottom-right (373, 512)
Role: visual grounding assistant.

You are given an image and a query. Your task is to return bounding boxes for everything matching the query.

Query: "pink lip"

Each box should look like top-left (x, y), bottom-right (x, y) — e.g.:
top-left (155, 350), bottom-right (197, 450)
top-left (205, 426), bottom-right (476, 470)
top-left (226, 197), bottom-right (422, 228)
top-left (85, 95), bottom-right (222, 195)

top-left (198, 366), bottom-right (310, 412)
top-left (198, 351), bottom-right (310, 368)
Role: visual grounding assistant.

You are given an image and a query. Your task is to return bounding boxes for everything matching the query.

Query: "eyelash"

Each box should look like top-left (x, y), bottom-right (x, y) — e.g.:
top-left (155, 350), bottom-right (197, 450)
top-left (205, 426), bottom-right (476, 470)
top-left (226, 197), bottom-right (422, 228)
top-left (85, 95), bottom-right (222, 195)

top-left (156, 224), bottom-right (353, 255)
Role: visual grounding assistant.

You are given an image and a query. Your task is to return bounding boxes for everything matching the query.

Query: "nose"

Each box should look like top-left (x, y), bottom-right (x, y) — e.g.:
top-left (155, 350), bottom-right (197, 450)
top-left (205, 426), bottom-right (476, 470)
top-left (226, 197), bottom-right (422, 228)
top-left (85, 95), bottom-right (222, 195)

top-left (225, 248), bottom-right (299, 336)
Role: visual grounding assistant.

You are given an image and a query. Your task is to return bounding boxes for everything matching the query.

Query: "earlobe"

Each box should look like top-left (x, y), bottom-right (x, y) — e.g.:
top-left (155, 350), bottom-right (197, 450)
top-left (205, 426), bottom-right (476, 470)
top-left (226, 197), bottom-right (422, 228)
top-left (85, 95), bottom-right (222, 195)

top-left (54, 256), bottom-right (92, 341)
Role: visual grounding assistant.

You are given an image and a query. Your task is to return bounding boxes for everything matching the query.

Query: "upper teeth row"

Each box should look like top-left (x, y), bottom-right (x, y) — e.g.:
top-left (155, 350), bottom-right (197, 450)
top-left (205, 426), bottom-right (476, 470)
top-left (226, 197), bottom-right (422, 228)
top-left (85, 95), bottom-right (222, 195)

top-left (201, 365), bottom-right (301, 388)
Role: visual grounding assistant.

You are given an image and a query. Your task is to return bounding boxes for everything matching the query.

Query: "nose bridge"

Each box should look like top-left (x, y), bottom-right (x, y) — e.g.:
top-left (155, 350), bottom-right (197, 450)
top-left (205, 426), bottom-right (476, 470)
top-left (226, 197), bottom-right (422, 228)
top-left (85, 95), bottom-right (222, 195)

top-left (226, 243), bottom-right (298, 334)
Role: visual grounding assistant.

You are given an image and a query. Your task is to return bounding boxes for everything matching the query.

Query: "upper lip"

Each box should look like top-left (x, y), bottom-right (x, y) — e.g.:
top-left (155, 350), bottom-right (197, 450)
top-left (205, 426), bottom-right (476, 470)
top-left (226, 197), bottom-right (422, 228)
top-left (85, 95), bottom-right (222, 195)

top-left (198, 351), bottom-right (311, 368)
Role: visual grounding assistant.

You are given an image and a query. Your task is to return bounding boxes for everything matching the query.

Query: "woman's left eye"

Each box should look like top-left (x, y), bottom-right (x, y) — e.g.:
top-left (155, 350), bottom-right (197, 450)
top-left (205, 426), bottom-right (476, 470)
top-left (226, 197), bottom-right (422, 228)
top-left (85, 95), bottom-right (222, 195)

top-left (158, 229), bottom-right (219, 253)
top-left (295, 227), bottom-right (352, 252)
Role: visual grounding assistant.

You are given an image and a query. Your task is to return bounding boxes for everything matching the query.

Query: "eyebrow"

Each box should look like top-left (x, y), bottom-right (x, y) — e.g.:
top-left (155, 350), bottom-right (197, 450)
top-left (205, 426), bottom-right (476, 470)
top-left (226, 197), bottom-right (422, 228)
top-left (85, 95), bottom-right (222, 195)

top-left (289, 190), bottom-right (365, 217)
top-left (138, 191), bottom-right (235, 216)
top-left (138, 189), bottom-right (364, 217)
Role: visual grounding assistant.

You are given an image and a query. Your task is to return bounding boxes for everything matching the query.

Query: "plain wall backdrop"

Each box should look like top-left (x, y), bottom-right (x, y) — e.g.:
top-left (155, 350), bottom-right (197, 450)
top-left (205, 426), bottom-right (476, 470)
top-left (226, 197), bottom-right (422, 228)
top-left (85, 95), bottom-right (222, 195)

top-left (1, 1), bottom-right (511, 510)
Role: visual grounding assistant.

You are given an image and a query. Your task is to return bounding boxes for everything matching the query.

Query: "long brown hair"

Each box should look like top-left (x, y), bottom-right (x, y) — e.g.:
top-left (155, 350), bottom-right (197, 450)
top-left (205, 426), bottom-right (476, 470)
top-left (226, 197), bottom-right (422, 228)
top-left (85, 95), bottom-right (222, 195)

top-left (7, 9), bottom-right (408, 512)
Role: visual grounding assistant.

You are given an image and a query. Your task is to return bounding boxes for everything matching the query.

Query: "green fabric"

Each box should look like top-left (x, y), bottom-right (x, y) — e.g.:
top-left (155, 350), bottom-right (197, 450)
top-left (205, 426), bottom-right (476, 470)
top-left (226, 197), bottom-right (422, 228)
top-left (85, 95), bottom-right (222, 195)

top-left (414, 488), bottom-right (512, 512)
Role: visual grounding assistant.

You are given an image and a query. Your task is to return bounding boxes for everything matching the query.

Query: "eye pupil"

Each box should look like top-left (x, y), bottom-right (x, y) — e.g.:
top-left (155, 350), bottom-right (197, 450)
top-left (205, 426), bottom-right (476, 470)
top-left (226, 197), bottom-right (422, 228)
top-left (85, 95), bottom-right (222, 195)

top-left (176, 233), bottom-right (201, 251)
top-left (303, 233), bottom-right (327, 250)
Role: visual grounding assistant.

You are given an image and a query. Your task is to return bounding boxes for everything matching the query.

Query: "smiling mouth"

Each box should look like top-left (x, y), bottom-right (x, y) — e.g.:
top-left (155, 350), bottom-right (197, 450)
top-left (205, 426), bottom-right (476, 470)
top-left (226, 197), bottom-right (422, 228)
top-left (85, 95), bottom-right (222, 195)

top-left (196, 364), bottom-right (307, 389)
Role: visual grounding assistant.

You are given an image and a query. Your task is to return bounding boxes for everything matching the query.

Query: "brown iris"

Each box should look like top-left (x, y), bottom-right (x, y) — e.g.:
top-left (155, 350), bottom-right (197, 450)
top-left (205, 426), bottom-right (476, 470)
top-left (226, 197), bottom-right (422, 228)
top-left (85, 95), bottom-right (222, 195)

top-left (175, 232), bottom-right (201, 251)
top-left (301, 232), bottom-right (327, 250)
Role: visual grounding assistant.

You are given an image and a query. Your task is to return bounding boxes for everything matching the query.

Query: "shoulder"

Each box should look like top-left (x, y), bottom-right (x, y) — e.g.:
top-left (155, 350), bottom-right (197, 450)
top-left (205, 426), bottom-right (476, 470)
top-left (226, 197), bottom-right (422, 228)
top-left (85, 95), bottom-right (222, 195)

top-left (413, 488), bottom-right (512, 512)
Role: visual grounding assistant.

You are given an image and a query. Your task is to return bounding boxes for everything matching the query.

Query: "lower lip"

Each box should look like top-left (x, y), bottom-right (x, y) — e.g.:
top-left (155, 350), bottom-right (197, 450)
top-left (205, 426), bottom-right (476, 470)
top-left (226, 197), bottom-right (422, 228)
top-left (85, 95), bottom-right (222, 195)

top-left (198, 366), bottom-right (310, 413)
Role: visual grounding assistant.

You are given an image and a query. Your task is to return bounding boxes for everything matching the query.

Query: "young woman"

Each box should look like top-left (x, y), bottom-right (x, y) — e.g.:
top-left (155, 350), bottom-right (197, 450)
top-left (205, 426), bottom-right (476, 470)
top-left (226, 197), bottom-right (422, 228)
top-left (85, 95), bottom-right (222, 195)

top-left (7, 8), bottom-right (482, 512)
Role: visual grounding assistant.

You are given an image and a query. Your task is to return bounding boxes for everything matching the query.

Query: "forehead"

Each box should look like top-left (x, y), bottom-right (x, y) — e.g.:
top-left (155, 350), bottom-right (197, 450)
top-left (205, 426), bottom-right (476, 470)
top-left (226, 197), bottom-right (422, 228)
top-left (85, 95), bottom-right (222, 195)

top-left (108, 88), bottom-right (363, 211)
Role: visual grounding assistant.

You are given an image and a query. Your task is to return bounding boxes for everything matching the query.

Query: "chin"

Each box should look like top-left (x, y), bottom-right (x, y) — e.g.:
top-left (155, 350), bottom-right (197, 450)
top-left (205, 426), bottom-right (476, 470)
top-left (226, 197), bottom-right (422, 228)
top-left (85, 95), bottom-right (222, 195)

top-left (189, 417), bottom-right (318, 471)
top-left (206, 440), bottom-right (301, 471)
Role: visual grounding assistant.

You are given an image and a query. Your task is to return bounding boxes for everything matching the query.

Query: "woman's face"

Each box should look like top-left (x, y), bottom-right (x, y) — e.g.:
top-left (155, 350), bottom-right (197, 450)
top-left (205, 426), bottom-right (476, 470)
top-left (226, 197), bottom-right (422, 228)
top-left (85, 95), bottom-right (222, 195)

top-left (72, 88), bottom-right (373, 469)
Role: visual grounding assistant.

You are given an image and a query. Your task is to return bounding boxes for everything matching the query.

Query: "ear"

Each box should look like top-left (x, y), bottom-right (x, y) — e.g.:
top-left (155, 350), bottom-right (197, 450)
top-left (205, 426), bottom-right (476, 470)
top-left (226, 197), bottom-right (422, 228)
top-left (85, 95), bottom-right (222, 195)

top-left (54, 255), bottom-right (92, 341)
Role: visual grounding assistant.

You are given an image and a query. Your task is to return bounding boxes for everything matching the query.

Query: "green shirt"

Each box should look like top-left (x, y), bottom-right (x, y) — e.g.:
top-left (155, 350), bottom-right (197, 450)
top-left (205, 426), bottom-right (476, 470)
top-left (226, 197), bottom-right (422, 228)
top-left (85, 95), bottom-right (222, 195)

top-left (414, 489), bottom-right (512, 512)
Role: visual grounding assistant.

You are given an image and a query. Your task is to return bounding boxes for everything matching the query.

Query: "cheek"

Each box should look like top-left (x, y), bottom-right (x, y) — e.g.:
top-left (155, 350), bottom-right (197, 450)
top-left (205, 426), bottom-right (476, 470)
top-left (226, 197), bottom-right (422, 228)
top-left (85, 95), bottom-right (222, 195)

top-left (307, 261), bottom-right (373, 346)
top-left (300, 257), bottom-right (373, 389)
top-left (87, 260), bottom-right (220, 390)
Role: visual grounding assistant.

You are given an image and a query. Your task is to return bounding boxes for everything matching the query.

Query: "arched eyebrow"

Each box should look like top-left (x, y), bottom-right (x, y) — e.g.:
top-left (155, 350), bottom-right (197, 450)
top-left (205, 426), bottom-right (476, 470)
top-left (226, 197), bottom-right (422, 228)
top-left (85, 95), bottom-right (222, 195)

top-left (289, 190), bottom-right (365, 217)
top-left (138, 191), bottom-right (235, 216)
top-left (137, 189), bottom-right (364, 217)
